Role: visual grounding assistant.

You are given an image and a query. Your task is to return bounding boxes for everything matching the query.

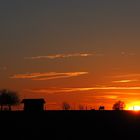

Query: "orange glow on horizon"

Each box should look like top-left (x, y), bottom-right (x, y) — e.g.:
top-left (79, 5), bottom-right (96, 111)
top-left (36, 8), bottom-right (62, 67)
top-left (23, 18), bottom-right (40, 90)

top-left (125, 101), bottom-right (140, 111)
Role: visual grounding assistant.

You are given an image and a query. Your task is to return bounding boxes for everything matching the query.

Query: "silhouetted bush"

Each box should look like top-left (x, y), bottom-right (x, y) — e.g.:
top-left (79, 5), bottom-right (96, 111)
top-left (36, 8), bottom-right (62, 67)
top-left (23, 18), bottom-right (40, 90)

top-left (62, 102), bottom-right (71, 110)
top-left (112, 100), bottom-right (125, 110)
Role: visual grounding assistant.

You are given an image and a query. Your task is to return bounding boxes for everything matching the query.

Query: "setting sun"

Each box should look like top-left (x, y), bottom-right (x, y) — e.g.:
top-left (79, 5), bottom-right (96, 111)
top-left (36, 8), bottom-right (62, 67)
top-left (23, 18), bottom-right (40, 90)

top-left (133, 106), bottom-right (140, 111)
top-left (128, 106), bottom-right (140, 111)
top-left (126, 102), bottom-right (140, 111)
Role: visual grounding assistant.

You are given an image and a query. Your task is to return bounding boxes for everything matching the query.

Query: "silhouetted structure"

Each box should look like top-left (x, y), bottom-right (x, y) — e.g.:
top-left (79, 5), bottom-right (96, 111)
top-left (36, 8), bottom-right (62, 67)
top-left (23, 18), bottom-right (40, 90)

top-left (99, 106), bottom-right (105, 110)
top-left (21, 99), bottom-right (46, 111)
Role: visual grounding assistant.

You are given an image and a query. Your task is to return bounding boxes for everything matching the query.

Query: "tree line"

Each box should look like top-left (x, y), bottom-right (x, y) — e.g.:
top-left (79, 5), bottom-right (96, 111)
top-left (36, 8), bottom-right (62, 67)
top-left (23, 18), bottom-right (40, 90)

top-left (0, 89), bottom-right (125, 111)
top-left (62, 100), bottom-right (125, 110)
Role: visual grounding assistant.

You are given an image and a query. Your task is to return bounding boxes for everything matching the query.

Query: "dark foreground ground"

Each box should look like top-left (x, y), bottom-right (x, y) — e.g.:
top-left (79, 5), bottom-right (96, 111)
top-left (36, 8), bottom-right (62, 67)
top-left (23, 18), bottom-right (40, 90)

top-left (1, 111), bottom-right (140, 139)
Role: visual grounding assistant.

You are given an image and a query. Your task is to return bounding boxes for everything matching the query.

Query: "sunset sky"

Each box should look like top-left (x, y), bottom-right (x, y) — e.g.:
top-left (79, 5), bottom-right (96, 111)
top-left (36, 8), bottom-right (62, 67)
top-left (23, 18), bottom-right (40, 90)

top-left (1, 0), bottom-right (140, 110)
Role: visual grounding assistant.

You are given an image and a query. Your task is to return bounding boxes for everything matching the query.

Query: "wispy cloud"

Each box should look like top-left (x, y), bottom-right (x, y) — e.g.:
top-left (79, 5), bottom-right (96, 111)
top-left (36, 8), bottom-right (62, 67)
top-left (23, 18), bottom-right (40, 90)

top-left (94, 95), bottom-right (118, 100)
top-left (10, 72), bottom-right (88, 81)
top-left (121, 52), bottom-right (136, 56)
top-left (25, 86), bottom-right (140, 94)
top-left (25, 53), bottom-right (93, 60)
top-left (104, 95), bottom-right (118, 99)
top-left (113, 79), bottom-right (139, 83)
top-left (25, 87), bottom-right (99, 94)
top-left (103, 91), bottom-right (140, 95)
top-left (110, 73), bottom-right (140, 84)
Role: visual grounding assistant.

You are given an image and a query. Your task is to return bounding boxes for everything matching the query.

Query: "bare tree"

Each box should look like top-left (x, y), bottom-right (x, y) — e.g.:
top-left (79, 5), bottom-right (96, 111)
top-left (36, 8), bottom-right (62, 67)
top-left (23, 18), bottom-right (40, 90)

top-left (112, 101), bottom-right (125, 110)
top-left (0, 89), bottom-right (20, 111)
top-left (62, 102), bottom-right (71, 110)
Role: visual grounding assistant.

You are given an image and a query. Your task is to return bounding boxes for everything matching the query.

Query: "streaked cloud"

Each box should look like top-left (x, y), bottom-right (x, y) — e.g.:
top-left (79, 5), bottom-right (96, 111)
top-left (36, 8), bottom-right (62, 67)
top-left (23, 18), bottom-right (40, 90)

top-left (26, 87), bottom-right (96, 93)
top-left (24, 53), bottom-right (93, 60)
top-left (121, 52), bottom-right (136, 56)
top-left (10, 72), bottom-right (88, 81)
top-left (113, 79), bottom-right (139, 83)
top-left (103, 91), bottom-right (140, 96)
top-left (104, 95), bottom-right (118, 99)
top-left (110, 74), bottom-right (140, 84)
top-left (94, 95), bottom-right (118, 100)
top-left (25, 86), bottom-right (140, 94)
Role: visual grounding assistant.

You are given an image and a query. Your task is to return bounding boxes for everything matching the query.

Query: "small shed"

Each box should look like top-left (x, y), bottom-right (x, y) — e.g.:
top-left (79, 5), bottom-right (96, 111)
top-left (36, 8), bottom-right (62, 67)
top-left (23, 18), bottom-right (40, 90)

top-left (21, 99), bottom-right (46, 111)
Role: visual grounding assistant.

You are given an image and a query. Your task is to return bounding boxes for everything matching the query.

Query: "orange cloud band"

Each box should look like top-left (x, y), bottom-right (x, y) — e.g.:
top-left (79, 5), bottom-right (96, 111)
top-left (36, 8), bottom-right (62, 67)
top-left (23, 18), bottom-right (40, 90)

top-left (10, 72), bottom-right (88, 80)
top-left (25, 53), bottom-right (93, 60)
top-left (25, 86), bottom-right (140, 94)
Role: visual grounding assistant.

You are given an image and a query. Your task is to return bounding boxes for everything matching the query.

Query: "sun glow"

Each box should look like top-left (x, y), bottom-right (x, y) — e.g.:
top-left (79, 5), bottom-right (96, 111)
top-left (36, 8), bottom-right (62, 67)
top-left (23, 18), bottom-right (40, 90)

top-left (128, 106), bottom-right (140, 111)
top-left (126, 102), bottom-right (140, 111)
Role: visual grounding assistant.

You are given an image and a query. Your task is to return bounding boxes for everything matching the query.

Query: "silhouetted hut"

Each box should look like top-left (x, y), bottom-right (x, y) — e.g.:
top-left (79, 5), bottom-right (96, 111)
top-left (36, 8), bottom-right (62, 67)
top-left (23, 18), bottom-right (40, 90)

top-left (21, 99), bottom-right (46, 111)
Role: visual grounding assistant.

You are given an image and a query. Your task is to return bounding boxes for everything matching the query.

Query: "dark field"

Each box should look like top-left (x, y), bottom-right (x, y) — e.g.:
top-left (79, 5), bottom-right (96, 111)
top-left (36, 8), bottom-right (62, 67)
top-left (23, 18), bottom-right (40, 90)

top-left (1, 111), bottom-right (140, 139)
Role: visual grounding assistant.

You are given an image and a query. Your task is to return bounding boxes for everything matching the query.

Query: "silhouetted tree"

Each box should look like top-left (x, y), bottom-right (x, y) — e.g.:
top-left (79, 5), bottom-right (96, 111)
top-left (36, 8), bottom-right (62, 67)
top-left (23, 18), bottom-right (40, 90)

top-left (112, 101), bottom-right (125, 110)
top-left (0, 89), bottom-right (20, 111)
top-left (62, 102), bottom-right (71, 110)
